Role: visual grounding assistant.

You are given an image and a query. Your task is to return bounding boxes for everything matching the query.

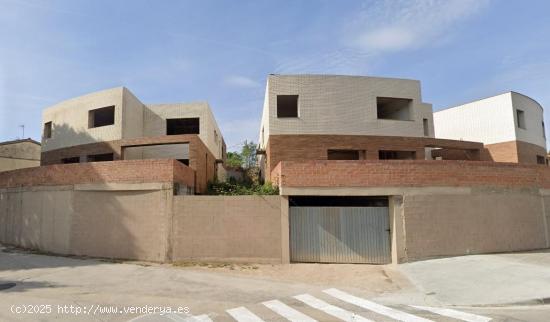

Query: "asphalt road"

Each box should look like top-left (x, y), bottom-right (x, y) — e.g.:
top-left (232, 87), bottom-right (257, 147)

top-left (1, 246), bottom-right (549, 321)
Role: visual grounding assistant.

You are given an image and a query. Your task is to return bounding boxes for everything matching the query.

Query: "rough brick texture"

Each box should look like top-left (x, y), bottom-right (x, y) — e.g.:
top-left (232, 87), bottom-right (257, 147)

top-left (272, 160), bottom-right (550, 189)
top-left (265, 134), bottom-right (484, 174)
top-left (0, 159), bottom-right (195, 189)
top-left (40, 134), bottom-right (216, 193)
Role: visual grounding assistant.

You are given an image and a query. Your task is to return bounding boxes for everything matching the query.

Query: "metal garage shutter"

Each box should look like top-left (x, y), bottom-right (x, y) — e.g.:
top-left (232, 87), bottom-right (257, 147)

top-left (290, 207), bottom-right (390, 264)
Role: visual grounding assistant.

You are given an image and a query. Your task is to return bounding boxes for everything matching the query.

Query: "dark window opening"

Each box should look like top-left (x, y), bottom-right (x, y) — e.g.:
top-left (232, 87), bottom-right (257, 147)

top-left (277, 95), bottom-right (298, 118)
top-left (379, 150), bottom-right (416, 160)
top-left (543, 121), bottom-right (546, 138)
top-left (62, 157), bottom-right (80, 164)
top-left (423, 118), bottom-right (429, 136)
top-left (327, 149), bottom-right (365, 160)
top-left (44, 122), bottom-right (52, 139)
top-left (516, 109), bottom-right (526, 129)
top-left (537, 155), bottom-right (546, 165)
top-left (177, 159), bottom-right (189, 166)
top-left (289, 196), bottom-right (388, 207)
top-left (167, 118), bottom-right (200, 135)
top-left (88, 106), bottom-right (115, 128)
top-left (87, 153), bottom-right (114, 162)
top-left (377, 97), bottom-right (412, 120)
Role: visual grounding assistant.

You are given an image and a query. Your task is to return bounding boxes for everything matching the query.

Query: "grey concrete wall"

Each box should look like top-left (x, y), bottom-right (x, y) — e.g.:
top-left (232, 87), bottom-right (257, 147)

top-left (398, 187), bottom-right (550, 262)
top-left (0, 187), bottom-right (285, 263)
top-left (171, 196), bottom-right (285, 263)
top-left (2, 184), bottom-right (547, 264)
top-left (0, 157), bottom-right (40, 172)
top-left (0, 186), bottom-right (73, 254)
top-left (0, 183), bottom-right (174, 262)
top-left (70, 187), bottom-right (172, 261)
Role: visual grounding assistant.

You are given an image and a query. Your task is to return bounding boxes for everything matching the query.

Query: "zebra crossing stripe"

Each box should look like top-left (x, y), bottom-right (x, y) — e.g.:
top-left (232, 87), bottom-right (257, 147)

top-left (262, 299), bottom-right (318, 322)
top-left (226, 306), bottom-right (265, 322)
top-left (324, 288), bottom-right (433, 322)
top-left (182, 314), bottom-right (214, 322)
top-left (294, 293), bottom-right (374, 322)
top-left (410, 305), bottom-right (492, 322)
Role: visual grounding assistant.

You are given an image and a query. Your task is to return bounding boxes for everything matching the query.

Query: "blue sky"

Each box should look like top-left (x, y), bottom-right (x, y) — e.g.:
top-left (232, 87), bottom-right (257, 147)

top-left (1, 0), bottom-right (550, 151)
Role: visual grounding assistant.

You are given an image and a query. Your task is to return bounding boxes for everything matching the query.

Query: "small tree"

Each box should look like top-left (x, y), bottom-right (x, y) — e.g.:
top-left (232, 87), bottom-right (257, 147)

top-left (226, 151), bottom-right (243, 168)
top-left (241, 140), bottom-right (257, 169)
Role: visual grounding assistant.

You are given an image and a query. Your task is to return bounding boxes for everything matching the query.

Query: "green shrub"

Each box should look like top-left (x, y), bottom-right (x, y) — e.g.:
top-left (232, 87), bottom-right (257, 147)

top-left (207, 180), bottom-right (279, 195)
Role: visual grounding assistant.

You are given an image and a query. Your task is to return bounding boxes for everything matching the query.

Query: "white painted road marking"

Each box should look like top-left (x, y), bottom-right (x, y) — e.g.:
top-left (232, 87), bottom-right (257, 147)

top-left (128, 313), bottom-right (213, 322)
top-left (262, 299), bottom-right (318, 322)
top-left (182, 314), bottom-right (214, 322)
top-left (294, 293), bottom-right (374, 322)
top-left (227, 306), bottom-right (265, 322)
top-left (324, 288), bottom-right (433, 322)
top-left (410, 305), bottom-right (492, 322)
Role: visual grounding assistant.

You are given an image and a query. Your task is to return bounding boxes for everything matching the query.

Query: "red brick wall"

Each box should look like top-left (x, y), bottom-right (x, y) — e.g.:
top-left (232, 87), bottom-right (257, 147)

top-left (265, 135), bottom-right (483, 174)
top-left (0, 159), bottom-right (195, 189)
top-left (40, 135), bottom-right (216, 193)
top-left (271, 160), bottom-right (550, 189)
top-left (482, 140), bottom-right (547, 164)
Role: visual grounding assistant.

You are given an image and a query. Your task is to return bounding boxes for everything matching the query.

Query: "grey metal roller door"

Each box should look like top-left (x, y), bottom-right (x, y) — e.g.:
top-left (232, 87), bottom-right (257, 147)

top-left (290, 207), bottom-right (391, 264)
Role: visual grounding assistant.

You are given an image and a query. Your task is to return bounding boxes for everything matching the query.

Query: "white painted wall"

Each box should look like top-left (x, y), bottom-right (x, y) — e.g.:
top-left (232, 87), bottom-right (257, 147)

top-left (434, 92), bottom-right (546, 149)
top-left (258, 75), bottom-right (434, 143)
top-left (512, 92), bottom-right (546, 148)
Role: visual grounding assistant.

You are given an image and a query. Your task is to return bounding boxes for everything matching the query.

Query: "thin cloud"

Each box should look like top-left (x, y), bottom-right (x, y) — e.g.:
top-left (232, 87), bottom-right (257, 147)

top-left (224, 75), bottom-right (261, 88)
top-left (349, 0), bottom-right (491, 52)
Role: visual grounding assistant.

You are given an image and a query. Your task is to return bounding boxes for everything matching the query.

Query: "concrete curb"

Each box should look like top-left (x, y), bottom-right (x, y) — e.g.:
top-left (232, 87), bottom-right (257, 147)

top-left (451, 297), bottom-right (550, 308)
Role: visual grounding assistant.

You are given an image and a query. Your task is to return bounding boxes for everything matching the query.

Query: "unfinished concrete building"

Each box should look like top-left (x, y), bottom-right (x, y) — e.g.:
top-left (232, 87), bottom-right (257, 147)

top-left (40, 87), bottom-right (226, 193)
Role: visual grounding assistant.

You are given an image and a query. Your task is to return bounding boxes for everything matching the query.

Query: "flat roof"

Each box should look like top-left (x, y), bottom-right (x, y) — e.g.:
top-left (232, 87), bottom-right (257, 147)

top-left (0, 138), bottom-right (41, 146)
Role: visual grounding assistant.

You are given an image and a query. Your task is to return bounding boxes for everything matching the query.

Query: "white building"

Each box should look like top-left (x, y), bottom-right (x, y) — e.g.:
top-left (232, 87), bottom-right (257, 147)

top-left (434, 92), bottom-right (547, 164)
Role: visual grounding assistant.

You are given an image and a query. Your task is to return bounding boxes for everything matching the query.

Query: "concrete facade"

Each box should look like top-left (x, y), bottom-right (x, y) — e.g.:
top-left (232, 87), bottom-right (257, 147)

top-left (258, 75), bottom-right (435, 147)
top-left (2, 161), bottom-right (550, 264)
top-left (434, 92), bottom-right (547, 164)
top-left (0, 139), bottom-right (41, 172)
top-left (42, 86), bottom-right (225, 162)
top-left (0, 174), bottom-right (287, 263)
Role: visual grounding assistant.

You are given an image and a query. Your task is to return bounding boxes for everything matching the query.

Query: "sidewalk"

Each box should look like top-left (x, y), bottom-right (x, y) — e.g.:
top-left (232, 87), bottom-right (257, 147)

top-left (395, 249), bottom-right (550, 306)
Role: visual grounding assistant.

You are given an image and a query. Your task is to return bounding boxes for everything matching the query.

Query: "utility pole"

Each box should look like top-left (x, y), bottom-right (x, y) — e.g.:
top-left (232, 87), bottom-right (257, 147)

top-left (19, 125), bottom-right (25, 139)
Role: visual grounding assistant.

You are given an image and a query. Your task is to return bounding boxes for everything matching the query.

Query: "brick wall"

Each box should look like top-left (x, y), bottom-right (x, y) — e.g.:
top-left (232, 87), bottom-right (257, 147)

top-left (266, 134), bottom-right (484, 175)
top-left (172, 196), bottom-right (284, 263)
top-left (516, 140), bottom-right (548, 164)
top-left (0, 159), bottom-right (195, 189)
top-left (40, 134), bottom-right (216, 193)
top-left (272, 160), bottom-right (550, 189)
top-left (483, 140), bottom-right (547, 164)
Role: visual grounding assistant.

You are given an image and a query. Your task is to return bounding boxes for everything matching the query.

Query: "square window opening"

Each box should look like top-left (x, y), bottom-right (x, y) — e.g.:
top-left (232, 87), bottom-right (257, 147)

top-left (423, 118), bottom-right (429, 136)
top-left (377, 97), bottom-right (412, 120)
top-left (516, 109), bottom-right (526, 129)
top-left (537, 155), bottom-right (546, 165)
top-left (87, 153), bottom-right (114, 162)
top-left (167, 118), bottom-right (200, 135)
top-left (89, 106), bottom-right (115, 128)
top-left (379, 150), bottom-right (416, 160)
top-left (62, 157), bottom-right (80, 164)
top-left (277, 95), bottom-right (299, 118)
top-left (327, 149), bottom-right (365, 160)
top-left (44, 122), bottom-right (52, 139)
